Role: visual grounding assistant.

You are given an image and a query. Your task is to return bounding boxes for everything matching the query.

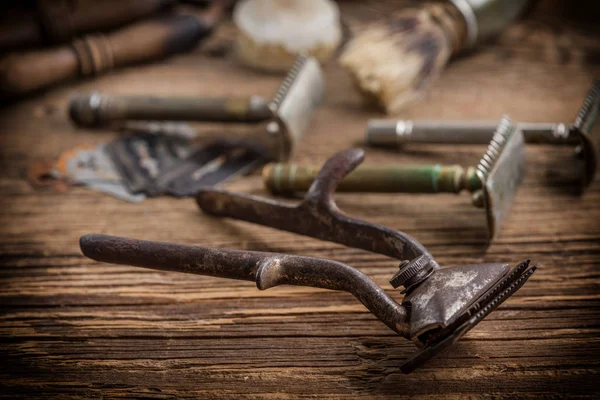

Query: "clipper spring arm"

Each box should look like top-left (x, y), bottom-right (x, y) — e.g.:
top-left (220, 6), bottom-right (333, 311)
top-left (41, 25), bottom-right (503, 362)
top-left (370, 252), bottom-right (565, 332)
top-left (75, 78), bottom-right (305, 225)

top-left (196, 148), bottom-right (437, 266)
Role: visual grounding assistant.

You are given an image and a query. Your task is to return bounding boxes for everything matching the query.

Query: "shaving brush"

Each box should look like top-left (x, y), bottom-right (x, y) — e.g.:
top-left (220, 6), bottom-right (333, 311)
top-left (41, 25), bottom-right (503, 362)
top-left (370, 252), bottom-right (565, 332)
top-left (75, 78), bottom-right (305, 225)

top-left (340, 0), bottom-right (531, 114)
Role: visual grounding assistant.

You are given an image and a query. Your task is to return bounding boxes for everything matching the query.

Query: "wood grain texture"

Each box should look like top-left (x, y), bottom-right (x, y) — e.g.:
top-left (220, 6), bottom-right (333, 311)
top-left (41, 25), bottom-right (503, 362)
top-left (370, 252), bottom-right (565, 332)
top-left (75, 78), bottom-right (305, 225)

top-left (1, 1), bottom-right (599, 398)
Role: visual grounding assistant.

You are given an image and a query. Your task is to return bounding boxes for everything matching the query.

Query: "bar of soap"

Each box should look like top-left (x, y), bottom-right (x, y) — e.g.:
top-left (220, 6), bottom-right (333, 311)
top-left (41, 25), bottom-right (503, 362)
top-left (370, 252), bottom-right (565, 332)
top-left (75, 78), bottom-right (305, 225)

top-left (233, 0), bottom-right (341, 72)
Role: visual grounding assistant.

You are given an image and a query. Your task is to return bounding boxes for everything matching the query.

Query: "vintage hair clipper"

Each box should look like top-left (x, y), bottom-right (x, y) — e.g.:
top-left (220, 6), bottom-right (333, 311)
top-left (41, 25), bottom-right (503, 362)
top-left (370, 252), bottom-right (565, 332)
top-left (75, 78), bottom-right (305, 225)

top-left (70, 54), bottom-right (325, 162)
top-left (80, 148), bottom-right (537, 373)
top-left (367, 79), bottom-right (600, 191)
top-left (264, 117), bottom-right (525, 239)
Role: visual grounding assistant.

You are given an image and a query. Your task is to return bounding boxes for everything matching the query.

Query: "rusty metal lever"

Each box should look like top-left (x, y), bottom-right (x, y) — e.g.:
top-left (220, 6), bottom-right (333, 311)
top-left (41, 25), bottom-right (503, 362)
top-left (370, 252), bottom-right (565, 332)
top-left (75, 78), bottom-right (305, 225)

top-left (196, 148), bottom-right (437, 266)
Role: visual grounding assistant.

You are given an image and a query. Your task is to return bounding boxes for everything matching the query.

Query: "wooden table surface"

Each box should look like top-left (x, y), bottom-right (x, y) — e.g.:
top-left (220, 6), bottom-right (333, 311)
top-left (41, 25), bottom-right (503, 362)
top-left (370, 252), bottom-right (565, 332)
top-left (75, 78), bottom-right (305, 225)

top-left (1, 1), bottom-right (599, 398)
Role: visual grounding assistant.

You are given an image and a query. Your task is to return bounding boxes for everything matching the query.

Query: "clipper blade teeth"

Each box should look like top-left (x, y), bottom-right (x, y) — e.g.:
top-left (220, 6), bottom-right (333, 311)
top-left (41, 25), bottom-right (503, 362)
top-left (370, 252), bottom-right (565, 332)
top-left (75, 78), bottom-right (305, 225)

top-left (574, 79), bottom-right (600, 132)
top-left (476, 116), bottom-right (515, 182)
top-left (269, 54), bottom-right (309, 112)
top-left (472, 263), bottom-right (536, 325)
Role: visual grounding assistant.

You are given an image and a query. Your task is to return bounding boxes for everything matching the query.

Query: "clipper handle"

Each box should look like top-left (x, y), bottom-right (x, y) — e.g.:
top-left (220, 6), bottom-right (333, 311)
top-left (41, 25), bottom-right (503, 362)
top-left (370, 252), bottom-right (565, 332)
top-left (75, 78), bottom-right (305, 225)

top-left (79, 233), bottom-right (409, 335)
top-left (263, 163), bottom-right (482, 194)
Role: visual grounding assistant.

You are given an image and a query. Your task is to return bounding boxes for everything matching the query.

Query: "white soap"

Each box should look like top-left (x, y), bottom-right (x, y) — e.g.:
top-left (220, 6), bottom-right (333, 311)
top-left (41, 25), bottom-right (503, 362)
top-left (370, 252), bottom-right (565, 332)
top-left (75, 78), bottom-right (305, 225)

top-left (234, 0), bottom-right (342, 72)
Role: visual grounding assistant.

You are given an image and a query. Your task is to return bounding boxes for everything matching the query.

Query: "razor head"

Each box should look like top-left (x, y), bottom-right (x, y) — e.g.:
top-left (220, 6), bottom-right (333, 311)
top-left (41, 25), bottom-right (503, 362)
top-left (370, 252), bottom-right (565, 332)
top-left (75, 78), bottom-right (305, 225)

top-left (572, 79), bottom-right (600, 190)
top-left (476, 117), bottom-right (525, 240)
top-left (268, 54), bottom-right (325, 161)
top-left (400, 259), bottom-right (537, 373)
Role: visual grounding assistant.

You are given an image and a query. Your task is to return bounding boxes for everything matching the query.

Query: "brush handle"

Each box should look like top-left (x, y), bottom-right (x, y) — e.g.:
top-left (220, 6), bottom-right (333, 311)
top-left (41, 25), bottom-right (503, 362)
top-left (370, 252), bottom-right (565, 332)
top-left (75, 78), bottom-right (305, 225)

top-left (263, 163), bottom-right (482, 194)
top-left (449, 0), bottom-right (531, 49)
top-left (0, 0), bottom-right (175, 51)
top-left (0, 7), bottom-right (224, 96)
top-left (69, 92), bottom-right (273, 126)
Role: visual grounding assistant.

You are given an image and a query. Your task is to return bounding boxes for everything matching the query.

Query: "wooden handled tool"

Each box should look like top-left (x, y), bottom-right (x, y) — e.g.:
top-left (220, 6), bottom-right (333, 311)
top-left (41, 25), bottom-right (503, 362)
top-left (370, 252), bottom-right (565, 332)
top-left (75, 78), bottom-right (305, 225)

top-left (0, 0), bottom-right (175, 51)
top-left (0, 1), bottom-right (227, 96)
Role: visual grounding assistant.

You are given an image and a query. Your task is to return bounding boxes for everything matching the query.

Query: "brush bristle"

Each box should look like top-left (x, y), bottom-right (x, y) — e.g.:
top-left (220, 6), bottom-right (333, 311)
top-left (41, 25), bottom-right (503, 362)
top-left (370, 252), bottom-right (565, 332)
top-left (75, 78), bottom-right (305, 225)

top-left (340, 7), bottom-right (454, 114)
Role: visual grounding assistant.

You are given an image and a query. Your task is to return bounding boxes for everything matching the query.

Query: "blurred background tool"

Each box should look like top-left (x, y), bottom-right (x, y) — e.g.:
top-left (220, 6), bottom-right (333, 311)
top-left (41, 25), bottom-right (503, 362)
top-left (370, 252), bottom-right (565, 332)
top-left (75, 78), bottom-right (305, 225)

top-left (264, 117), bottom-right (524, 239)
top-left (368, 120), bottom-right (575, 145)
top-left (69, 54), bottom-right (325, 163)
top-left (0, 0), bottom-right (228, 96)
top-left (340, 0), bottom-right (531, 114)
top-left (232, 0), bottom-right (341, 72)
top-left (69, 92), bottom-right (272, 126)
top-left (0, 0), bottom-right (175, 52)
top-left (54, 55), bottom-right (324, 200)
top-left (367, 79), bottom-right (600, 191)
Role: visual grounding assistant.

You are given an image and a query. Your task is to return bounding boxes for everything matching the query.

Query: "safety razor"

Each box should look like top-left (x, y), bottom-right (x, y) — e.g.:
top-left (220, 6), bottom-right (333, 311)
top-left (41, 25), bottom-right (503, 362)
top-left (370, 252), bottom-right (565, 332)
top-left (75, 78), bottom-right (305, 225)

top-left (264, 117), bottom-right (525, 239)
top-left (367, 79), bottom-right (599, 190)
top-left (69, 54), bottom-right (325, 162)
top-left (79, 148), bottom-right (537, 373)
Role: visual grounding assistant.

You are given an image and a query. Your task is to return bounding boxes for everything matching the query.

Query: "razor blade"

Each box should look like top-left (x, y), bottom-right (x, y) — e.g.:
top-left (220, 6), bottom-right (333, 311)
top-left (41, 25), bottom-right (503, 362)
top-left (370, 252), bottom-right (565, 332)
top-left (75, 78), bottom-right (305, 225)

top-left (475, 118), bottom-right (526, 239)
top-left (263, 54), bottom-right (325, 161)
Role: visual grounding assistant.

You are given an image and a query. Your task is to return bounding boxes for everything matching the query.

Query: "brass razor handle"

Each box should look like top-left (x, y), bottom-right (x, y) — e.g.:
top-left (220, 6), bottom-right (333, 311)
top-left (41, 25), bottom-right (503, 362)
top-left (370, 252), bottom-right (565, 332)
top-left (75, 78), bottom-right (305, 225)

top-left (69, 92), bottom-right (273, 127)
top-left (0, 4), bottom-right (225, 96)
top-left (263, 163), bottom-right (482, 194)
top-left (0, 0), bottom-right (175, 51)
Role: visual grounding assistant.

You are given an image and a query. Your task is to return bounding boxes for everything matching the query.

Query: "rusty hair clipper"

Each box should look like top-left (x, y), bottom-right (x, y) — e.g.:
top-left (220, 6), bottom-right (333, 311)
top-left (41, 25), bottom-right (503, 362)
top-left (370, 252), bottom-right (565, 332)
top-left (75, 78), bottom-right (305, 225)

top-left (263, 117), bottom-right (525, 239)
top-left (367, 79), bottom-right (600, 191)
top-left (80, 148), bottom-right (537, 373)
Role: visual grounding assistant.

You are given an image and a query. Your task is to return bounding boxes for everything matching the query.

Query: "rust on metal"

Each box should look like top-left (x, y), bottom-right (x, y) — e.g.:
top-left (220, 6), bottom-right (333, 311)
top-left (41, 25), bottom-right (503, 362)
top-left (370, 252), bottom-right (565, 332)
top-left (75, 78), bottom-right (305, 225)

top-left (80, 148), bottom-right (537, 373)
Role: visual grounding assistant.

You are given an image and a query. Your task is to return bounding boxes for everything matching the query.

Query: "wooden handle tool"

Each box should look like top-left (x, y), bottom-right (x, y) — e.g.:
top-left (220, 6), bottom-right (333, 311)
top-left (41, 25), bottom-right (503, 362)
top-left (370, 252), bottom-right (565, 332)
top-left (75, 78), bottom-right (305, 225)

top-left (0, 0), bottom-right (175, 51)
top-left (0, 1), bottom-right (227, 96)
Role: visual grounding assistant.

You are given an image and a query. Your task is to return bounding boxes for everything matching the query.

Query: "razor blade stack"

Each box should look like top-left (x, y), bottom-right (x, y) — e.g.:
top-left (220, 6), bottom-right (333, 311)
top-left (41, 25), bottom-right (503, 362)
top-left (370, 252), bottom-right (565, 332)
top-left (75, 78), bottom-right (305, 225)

top-left (476, 118), bottom-right (525, 239)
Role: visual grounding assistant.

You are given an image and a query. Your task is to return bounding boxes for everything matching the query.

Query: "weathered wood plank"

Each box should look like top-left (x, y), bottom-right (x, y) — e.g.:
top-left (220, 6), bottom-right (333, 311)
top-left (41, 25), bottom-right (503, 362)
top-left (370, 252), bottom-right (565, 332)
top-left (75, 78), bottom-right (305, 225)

top-left (1, 0), bottom-right (599, 398)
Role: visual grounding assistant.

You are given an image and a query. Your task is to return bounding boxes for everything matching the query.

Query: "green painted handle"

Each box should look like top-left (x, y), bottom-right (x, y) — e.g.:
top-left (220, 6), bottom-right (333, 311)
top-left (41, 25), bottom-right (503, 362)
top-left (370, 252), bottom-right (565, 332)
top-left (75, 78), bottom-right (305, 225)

top-left (263, 163), bottom-right (482, 194)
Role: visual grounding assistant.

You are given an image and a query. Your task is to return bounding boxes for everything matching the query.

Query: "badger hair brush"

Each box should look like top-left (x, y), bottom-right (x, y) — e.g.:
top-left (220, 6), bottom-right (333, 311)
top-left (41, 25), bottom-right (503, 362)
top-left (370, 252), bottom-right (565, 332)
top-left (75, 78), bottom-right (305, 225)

top-left (340, 0), bottom-right (531, 114)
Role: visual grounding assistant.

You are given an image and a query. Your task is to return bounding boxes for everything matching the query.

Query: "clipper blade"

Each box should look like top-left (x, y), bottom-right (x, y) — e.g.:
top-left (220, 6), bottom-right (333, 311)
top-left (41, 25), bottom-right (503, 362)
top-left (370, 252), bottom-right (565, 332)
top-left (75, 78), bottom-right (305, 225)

top-left (400, 260), bottom-right (537, 374)
top-left (476, 117), bottom-right (525, 239)
top-left (269, 54), bottom-right (325, 161)
top-left (573, 79), bottom-right (600, 189)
